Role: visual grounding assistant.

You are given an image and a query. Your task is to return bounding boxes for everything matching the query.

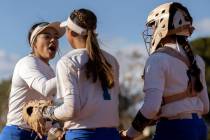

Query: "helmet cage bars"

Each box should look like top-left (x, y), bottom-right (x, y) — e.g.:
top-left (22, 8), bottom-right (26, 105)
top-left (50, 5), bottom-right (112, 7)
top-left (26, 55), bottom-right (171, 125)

top-left (143, 2), bottom-right (194, 55)
top-left (142, 26), bottom-right (153, 55)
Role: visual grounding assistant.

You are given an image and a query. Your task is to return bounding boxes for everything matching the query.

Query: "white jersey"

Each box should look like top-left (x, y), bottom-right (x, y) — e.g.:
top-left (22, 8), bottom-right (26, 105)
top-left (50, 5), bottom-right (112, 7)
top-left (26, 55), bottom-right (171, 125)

top-left (54, 48), bottom-right (120, 129)
top-left (141, 43), bottom-right (209, 118)
top-left (6, 54), bottom-right (56, 128)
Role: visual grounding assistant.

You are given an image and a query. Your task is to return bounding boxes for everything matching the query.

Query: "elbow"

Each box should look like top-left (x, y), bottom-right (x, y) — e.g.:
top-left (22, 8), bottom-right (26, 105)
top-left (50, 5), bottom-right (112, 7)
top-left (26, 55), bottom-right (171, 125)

top-left (42, 78), bottom-right (56, 97)
top-left (55, 109), bottom-right (78, 121)
top-left (54, 103), bottom-right (80, 121)
top-left (63, 109), bottom-right (78, 120)
top-left (147, 109), bottom-right (159, 119)
top-left (55, 94), bottom-right (81, 121)
top-left (141, 107), bottom-right (160, 119)
top-left (203, 106), bottom-right (209, 115)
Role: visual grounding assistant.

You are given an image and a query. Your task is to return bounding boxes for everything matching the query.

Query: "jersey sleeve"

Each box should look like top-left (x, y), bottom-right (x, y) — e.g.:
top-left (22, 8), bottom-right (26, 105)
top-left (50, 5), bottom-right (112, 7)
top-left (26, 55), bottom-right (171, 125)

top-left (19, 59), bottom-right (56, 97)
top-left (54, 58), bottom-right (81, 120)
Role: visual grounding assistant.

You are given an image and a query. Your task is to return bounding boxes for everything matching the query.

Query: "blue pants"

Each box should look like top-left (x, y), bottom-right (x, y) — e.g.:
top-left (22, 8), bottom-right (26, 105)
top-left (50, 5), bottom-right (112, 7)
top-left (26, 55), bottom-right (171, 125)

top-left (65, 127), bottom-right (120, 140)
top-left (0, 125), bottom-right (47, 140)
top-left (153, 114), bottom-right (208, 140)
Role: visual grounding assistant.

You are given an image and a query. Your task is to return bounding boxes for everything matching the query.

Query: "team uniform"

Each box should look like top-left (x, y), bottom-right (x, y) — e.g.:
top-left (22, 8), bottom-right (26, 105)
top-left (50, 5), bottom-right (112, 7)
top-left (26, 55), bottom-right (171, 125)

top-left (0, 54), bottom-right (56, 140)
top-left (127, 44), bottom-right (209, 140)
top-left (143, 44), bottom-right (208, 140)
top-left (53, 48), bottom-right (120, 140)
top-left (125, 2), bottom-right (209, 140)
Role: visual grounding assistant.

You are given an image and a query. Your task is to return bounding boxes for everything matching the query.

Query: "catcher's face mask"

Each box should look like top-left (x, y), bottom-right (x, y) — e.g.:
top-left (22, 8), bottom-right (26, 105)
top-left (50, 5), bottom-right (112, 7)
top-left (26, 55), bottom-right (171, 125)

top-left (142, 22), bottom-right (156, 55)
top-left (143, 2), bottom-right (194, 55)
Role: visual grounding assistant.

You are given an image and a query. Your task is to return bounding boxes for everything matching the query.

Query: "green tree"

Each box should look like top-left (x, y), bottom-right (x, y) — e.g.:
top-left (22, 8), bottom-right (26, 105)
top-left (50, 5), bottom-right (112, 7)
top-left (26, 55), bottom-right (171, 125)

top-left (191, 37), bottom-right (210, 93)
top-left (0, 79), bottom-right (11, 130)
top-left (191, 37), bottom-right (210, 124)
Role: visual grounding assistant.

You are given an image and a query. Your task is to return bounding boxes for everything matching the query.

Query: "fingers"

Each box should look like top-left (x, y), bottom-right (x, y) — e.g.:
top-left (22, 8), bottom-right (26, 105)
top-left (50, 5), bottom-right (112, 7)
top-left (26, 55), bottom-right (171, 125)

top-left (119, 130), bottom-right (133, 140)
top-left (48, 128), bottom-right (65, 140)
top-left (37, 132), bottom-right (43, 139)
top-left (31, 121), bottom-right (46, 138)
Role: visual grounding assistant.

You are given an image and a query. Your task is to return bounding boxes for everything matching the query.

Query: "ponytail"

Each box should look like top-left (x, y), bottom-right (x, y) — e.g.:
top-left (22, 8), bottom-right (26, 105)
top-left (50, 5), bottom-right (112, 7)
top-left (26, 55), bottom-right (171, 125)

top-left (85, 30), bottom-right (114, 88)
top-left (70, 8), bottom-right (114, 89)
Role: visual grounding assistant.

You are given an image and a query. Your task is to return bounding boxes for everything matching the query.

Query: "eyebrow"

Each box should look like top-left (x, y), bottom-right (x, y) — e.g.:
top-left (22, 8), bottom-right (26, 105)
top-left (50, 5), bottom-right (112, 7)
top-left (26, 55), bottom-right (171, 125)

top-left (54, 32), bottom-right (59, 36)
top-left (40, 32), bottom-right (59, 36)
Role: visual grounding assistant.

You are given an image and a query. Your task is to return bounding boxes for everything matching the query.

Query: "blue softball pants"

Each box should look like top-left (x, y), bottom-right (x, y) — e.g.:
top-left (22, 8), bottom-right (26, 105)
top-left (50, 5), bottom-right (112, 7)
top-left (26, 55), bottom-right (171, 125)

top-left (65, 127), bottom-right (121, 140)
top-left (0, 125), bottom-right (47, 140)
top-left (153, 113), bottom-right (208, 140)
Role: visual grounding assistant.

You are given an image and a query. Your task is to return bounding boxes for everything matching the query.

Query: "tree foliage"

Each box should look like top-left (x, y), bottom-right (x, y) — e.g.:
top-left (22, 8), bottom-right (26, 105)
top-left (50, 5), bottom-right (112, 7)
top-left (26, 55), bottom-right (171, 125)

top-left (191, 37), bottom-right (210, 123)
top-left (0, 79), bottom-right (11, 130)
top-left (191, 37), bottom-right (210, 93)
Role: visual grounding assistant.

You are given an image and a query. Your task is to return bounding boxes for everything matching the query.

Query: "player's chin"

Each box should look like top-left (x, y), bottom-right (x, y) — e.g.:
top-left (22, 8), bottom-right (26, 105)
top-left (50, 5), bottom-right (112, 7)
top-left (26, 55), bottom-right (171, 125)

top-left (49, 53), bottom-right (56, 59)
top-left (47, 52), bottom-right (56, 59)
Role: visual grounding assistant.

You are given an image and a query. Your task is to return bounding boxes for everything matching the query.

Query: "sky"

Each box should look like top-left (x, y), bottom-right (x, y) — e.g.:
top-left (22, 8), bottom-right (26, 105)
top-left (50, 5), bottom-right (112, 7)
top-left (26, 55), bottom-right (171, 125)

top-left (0, 0), bottom-right (210, 80)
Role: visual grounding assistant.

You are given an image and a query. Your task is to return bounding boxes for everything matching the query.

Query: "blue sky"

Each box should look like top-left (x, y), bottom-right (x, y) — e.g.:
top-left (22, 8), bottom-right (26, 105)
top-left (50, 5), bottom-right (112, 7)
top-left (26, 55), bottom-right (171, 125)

top-left (0, 0), bottom-right (210, 80)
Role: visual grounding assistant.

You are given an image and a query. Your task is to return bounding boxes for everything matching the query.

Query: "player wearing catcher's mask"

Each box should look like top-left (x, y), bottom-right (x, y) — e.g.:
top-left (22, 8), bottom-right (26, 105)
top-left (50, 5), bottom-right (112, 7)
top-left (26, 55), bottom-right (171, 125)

top-left (120, 2), bottom-right (209, 140)
top-left (0, 22), bottom-right (65, 140)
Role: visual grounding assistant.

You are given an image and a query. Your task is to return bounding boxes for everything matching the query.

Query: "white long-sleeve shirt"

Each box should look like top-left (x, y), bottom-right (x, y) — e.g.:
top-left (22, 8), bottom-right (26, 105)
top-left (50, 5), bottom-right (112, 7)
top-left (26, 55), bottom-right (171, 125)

top-left (54, 48), bottom-right (120, 129)
top-left (6, 54), bottom-right (56, 128)
top-left (141, 43), bottom-right (209, 119)
top-left (127, 43), bottom-right (209, 138)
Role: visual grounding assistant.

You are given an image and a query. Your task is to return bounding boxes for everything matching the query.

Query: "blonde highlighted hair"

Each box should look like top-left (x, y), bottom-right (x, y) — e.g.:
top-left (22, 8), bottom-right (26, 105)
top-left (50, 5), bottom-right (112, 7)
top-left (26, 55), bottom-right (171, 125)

top-left (70, 9), bottom-right (114, 88)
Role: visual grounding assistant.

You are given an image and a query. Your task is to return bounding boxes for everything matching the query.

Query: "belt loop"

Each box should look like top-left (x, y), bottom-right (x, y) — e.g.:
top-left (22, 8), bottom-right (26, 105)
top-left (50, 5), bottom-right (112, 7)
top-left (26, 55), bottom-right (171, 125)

top-left (192, 113), bottom-right (199, 119)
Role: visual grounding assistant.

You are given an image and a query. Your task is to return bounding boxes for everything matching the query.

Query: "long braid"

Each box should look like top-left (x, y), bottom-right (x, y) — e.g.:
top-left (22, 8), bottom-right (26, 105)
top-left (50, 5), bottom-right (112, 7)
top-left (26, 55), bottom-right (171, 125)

top-left (177, 36), bottom-right (203, 92)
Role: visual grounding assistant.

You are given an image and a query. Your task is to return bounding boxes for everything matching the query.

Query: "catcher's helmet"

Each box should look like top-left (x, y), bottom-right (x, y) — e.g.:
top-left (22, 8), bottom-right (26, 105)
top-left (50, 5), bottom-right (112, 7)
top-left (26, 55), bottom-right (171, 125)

top-left (143, 2), bottom-right (194, 54)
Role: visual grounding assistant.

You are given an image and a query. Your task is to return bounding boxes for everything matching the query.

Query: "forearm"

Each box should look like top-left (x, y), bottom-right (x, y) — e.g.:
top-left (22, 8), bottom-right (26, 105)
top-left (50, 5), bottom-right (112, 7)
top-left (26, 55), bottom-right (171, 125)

top-left (140, 88), bottom-right (162, 119)
top-left (126, 111), bottom-right (151, 138)
top-left (31, 77), bottom-right (56, 97)
top-left (54, 95), bottom-right (80, 121)
top-left (43, 94), bottom-right (81, 121)
top-left (126, 89), bottom-right (162, 138)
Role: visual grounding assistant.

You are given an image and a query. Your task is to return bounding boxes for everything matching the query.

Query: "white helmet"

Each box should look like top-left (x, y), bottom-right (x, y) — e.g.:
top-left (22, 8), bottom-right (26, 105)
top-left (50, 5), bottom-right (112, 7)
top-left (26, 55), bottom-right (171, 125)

top-left (143, 2), bottom-right (194, 54)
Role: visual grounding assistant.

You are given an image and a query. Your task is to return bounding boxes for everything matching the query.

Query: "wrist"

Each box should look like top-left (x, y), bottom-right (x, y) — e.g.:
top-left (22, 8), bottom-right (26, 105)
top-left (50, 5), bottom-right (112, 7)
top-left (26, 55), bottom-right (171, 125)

top-left (48, 127), bottom-right (64, 140)
top-left (124, 130), bottom-right (134, 139)
top-left (42, 106), bottom-right (57, 121)
top-left (126, 126), bottom-right (141, 138)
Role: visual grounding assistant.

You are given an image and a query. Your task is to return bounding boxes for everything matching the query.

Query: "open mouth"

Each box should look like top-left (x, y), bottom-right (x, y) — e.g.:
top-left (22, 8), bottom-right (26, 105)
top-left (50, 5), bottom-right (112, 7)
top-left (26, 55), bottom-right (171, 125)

top-left (48, 44), bottom-right (56, 52)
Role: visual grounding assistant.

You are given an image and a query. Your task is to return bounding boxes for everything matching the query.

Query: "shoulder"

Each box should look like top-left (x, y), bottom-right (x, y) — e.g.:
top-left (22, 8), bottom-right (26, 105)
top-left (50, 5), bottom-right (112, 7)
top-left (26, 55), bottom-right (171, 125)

top-left (195, 55), bottom-right (205, 69)
top-left (142, 52), bottom-right (172, 75)
top-left (195, 55), bottom-right (205, 64)
top-left (16, 54), bottom-right (37, 67)
top-left (101, 49), bottom-right (119, 67)
top-left (58, 49), bottom-right (88, 69)
top-left (146, 52), bottom-right (169, 65)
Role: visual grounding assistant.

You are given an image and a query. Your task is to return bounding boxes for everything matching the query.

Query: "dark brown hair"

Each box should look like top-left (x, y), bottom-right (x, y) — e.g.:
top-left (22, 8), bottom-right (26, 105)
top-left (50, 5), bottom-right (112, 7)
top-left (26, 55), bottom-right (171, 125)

top-left (70, 9), bottom-right (114, 88)
top-left (172, 3), bottom-right (203, 92)
top-left (177, 36), bottom-right (203, 92)
top-left (168, 2), bottom-right (193, 29)
top-left (157, 3), bottom-right (203, 92)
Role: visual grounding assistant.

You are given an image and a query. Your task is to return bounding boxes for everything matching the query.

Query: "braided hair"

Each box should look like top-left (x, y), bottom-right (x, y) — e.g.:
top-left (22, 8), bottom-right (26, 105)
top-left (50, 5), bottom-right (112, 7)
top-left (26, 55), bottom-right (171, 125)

top-left (172, 3), bottom-right (203, 92)
top-left (177, 36), bottom-right (203, 92)
top-left (156, 2), bottom-right (203, 92)
top-left (159, 2), bottom-right (203, 93)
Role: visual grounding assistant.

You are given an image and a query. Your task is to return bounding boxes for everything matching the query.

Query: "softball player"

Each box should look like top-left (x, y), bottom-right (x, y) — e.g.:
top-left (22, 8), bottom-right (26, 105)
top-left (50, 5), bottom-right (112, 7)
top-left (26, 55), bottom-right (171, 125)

top-left (42, 9), bottom-right (121, 140)
top-left (121, 2), bottom-right (209, 140)
top-left (0, 22), bottom-right (65, 140)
